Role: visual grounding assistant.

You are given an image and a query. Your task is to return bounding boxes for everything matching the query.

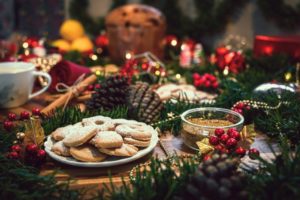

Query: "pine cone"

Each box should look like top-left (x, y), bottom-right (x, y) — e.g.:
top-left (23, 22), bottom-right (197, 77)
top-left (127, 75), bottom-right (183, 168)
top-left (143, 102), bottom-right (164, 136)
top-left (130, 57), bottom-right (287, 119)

top-left (86, 75), bottom-right (129, 110)
top-left (177, 154), bottom-right (248, 200)
top-left (127, 82), bottom-right (163, 124)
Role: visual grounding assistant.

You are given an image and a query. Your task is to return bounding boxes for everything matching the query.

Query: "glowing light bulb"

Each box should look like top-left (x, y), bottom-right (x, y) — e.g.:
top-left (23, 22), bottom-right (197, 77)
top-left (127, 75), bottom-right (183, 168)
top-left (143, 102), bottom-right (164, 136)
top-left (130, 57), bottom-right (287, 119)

top-left (170, 39), bottom-right (177, 46)
top-left (90, 54), bottom-right (98, 61)
top-left (155, 70), bottom-right (160, 76)
top-left (22, 42), bottom-right (29, 48)
top-left (175, 73), bottom-right (181, 79)
top-left (125, 52), bottom-right (132, 59)
top-left (284, 72), bottom-right (292, 81)
top-left (223, 66), bottom-right (229, 76)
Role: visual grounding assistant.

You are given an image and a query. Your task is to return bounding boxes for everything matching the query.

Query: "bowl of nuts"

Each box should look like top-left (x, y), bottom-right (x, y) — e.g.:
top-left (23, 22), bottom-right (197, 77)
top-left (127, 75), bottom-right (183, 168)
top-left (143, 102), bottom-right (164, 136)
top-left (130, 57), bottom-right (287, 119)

top-left (180, 107), bottom-right (244, 150)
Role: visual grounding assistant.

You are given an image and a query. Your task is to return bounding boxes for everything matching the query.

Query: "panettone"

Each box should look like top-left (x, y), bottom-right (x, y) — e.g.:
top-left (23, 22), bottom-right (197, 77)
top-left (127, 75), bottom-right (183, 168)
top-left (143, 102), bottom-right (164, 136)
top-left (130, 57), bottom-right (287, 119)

top-left (105, 4), bottom-right (166, 62)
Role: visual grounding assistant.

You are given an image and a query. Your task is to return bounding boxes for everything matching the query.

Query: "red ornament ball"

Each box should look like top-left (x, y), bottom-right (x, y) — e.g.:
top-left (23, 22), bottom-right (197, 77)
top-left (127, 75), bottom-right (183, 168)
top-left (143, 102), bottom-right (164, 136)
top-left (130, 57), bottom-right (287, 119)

top-left (249, 148), bottom-right (260, 159)
top-left (36, 149), bottom-right (46, 161)
top-left (20, 111), bottom-right (30, 120)
top-left (214, 128), bottom-right (225, 137)
top-left (220, 134), bottom-right (230, 144)
top-left (26, 144), bottom-right (38, 154)
top-left (226, 138), bottom-right (238, 148)
top-left (8, 113), bottom-right (17, 121)
top-left (228, 130), bottom-right (241, 141)
top-left (209, 136), bottom-right (219, 145)
top-left (11, 144), bottom-right (22, 153)
top-left (3, 120), bottom-right (14, 131)
top-left (235, 147), bottom-right (246, 157)
top-left (32, 108), bottom-right (41, 116)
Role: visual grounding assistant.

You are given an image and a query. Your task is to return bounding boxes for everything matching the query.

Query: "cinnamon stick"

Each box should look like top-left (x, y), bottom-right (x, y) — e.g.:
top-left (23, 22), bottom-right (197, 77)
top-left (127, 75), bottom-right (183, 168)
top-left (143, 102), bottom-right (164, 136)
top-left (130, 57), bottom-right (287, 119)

top-left (41, 74), bottom-right (97, 114)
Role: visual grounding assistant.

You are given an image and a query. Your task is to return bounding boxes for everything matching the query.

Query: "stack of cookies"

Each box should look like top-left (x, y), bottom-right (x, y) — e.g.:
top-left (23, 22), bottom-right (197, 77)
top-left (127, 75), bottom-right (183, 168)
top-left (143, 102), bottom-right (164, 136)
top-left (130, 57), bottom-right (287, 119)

top-left (50, 116), bottom-right (154, 162)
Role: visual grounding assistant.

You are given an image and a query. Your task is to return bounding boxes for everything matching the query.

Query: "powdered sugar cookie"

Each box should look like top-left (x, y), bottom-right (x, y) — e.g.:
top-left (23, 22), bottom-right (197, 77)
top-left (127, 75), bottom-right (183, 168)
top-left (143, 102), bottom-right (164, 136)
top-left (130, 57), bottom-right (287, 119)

top-left (82, 116), bottom-right (115, 131)
top-left (115, 124), bottom-right (152, 140)
top-left (63, 126), bottom-right (97, 147)
top-left (124, 137), bottom-right (150, 147)
top-left (51, 141), bottom-right (70, 156)
top-left (99, 143), bottom-right (138, 157)
top-left (70, 145), bottom-right (107, 162)
top-left (51, 123), bottom-right (82, 141)
top-left (90, 131), bottom-right (123, 149)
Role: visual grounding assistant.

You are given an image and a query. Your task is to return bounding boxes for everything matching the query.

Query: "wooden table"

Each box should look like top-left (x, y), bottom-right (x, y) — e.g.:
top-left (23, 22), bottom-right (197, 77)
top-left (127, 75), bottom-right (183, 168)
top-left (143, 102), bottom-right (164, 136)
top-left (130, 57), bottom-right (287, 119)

top-left (0, 93), bottom-right (196, 197)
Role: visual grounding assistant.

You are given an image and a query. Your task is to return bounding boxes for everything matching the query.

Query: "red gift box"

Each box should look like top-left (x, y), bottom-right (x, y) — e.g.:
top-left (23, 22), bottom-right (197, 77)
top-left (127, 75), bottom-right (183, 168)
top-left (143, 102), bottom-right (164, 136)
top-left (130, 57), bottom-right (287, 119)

top-left (254, 35), bottom-right (300, 60)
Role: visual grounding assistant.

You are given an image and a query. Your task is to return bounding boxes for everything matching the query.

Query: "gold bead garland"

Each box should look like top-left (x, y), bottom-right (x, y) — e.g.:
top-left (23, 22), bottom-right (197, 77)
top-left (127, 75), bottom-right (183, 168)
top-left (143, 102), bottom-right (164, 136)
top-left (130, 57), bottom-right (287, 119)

top-left (232, 100), bottom-right (289, 110)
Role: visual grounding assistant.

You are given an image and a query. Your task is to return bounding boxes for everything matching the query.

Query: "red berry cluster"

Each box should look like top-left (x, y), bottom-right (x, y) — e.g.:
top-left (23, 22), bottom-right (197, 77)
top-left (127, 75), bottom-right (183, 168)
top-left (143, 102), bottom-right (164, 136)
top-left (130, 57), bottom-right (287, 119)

top-left (231, 102), bottom-right (251, 115)
top-left (7, 143), bottom-right (46, 165)
top-left (193, 73), bottom-right (219, 90)
top-left (2, 108), bottom-right (41, 131)
top-left (209, 128), bottom-right (259, 159)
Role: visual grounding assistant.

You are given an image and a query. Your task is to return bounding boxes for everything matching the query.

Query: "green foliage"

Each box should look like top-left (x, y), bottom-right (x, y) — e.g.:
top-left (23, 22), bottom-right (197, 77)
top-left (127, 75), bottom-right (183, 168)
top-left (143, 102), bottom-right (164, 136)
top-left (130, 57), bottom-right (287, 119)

top-left (42, 106), bottom-right (128, 135)
top-left (0, 155), bottom-right (82, 200)
top-left (254, 92), bottom-right (300, 145)
top-left (101, 156), bottom-right (200, 200)
top-left (245, 138), bottom-right (300, 200)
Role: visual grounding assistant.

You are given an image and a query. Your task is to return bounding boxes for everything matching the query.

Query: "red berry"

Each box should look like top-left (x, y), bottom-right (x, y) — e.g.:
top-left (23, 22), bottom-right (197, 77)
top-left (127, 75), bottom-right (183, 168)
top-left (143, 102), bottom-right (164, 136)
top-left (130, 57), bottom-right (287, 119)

top-left (209, 136), bottom-right (219, 145)
top-left (20, 111), bottom-right (30, 120)
top-left (226, 138), bottom-right (238, 148)
top-left (87, 84), bottom-right (94, 91)
top-left (215, 128), bottom-right (225, 137)
top-left (236, 102), bottom-right (245, 109)
top-left (212, 81), bottom-right (219, 89)
top-left (36, 149), bottom-right (46, 160)
top-left (11, 145), bottom-right (22, 153)
top-left (8, 113), bottom-right (17, 121)
top-left (94, 84), bottom-right (101, 89)
top-left (192, 73), bottom-right (201, 80)
top-left (235, 147), bottom-right (246, 157)
top-left (245, 105), bottom-right (251, 110)
top-left (227, 128), bottom-right (237, 135)
top-left (220, 134), bottom-right (229, 144)
top-left (249, 148), bottom-right (260, 159)
top-left (204, 81), bottom-right (211, 88)
top-left (7, 151), bottom-right (19, 159)
top-left (26, 144), bottom-right (38, 154)
top-left (221, 148), bottom-right (230, 154)
top-left (3, 120), bottom-right (14, 131)
top-left (203, 154), bottom-right (212, 161)
top-left (228, 130), bottom-right (241, 141)
top-left (32, 108), bottom-right (41, 116)
top-left (214, 144), bottom-right (224, 152)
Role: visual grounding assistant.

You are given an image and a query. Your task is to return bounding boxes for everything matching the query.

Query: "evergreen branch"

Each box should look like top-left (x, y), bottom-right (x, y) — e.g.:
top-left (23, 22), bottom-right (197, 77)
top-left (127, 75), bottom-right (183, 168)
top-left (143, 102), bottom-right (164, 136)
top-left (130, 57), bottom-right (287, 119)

top-left (42, 106), bottom-right (128, 135)
top-left (0, 155), bottom-right (82, 200)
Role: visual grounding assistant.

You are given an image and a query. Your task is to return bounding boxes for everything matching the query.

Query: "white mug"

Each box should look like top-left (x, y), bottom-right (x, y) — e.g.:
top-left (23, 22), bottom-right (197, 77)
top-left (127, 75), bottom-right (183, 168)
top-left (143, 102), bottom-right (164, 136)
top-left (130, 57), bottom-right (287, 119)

top-left (0, 62), bottom-right (51, 108)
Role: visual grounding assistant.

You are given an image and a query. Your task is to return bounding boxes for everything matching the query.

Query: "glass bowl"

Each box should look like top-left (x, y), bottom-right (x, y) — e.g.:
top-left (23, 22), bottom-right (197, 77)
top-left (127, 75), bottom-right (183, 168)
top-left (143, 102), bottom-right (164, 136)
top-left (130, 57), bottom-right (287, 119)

top-left (180, 107), bottom-right (244, 151)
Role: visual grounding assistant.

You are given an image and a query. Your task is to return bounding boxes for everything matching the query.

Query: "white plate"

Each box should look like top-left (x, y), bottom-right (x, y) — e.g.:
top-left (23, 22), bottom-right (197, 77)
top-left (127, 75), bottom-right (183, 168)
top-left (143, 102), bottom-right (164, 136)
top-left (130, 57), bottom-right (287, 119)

top-left (44, 130), bottom-right (159, 167)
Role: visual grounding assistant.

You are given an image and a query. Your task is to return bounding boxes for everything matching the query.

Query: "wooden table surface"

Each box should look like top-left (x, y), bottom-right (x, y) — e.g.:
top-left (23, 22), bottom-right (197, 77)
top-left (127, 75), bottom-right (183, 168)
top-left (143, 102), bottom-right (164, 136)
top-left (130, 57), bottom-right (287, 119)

top-left (0, 92), bottom-right (196, 196)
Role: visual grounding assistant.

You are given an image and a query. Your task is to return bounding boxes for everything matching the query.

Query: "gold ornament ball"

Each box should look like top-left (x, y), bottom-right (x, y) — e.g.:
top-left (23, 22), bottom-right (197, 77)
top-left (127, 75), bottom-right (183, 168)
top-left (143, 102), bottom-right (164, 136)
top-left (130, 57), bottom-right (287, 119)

top-left (16, 132), bottom-right (25, 140)
top-left (60, 19), bottom-right (85, 42)
top-left (71, 36), bottom-right (94, 52)
top-left (52, 39), bottom-right (71, 51)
